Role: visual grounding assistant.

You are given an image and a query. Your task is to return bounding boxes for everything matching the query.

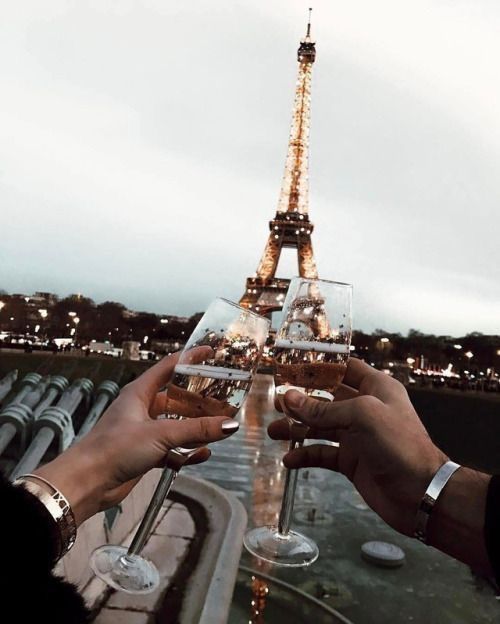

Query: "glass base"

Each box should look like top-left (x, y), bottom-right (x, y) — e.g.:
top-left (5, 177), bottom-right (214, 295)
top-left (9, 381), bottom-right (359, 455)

top-left (243, 525), bottom-right (319, 567)
top-left (90, 545), bottom-right (160, 594)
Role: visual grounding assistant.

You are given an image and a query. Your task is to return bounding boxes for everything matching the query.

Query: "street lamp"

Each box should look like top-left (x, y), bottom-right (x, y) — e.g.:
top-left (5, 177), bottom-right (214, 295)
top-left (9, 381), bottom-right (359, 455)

top-left (379, 337), bottom-right (390, 365)
top-left (37, 309), bottom-right (48, 341)
top-left (465, 351), bottom-right (473, 360)
top-left (0, 301), bottom-right (5, 311)
top-left (73, 316), bottom-right (80, 345)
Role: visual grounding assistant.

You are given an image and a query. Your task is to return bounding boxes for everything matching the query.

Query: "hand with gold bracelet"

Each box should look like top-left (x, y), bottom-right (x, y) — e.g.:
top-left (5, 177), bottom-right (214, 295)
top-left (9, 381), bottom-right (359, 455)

top-left (6, 350), bottom-right (239, 623)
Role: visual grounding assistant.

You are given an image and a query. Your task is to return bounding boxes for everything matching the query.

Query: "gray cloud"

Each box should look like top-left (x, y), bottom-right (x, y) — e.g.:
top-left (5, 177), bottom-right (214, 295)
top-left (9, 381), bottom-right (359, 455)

top-left (0, 0), bottom-right (499, 335)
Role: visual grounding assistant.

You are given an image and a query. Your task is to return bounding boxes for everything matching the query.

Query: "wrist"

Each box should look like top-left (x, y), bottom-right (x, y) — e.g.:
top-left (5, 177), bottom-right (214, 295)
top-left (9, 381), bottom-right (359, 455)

top-left (15, 474), bottom-right (78, 558)
top-left (34, 445), bottom-right (105, 526)
top-left (414, 460), bottom-right (461, 543)
top-left (399, 446), bottom-right (448, 533)
top-left (426, 466), bottom-right (492, 574)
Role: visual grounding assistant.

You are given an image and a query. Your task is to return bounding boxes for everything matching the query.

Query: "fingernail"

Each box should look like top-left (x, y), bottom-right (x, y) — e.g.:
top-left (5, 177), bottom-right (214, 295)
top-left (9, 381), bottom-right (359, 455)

top-left (285, 390), bottom-right (306, 410)
top-left (222, 420), bottom-right (239, 435)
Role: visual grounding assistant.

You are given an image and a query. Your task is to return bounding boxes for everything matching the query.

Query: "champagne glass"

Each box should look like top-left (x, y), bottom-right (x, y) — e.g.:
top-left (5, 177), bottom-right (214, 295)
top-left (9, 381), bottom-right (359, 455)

top-left (243, 277), bottom-right (352, 567)
top-left (90, 298), bottom-right (270, 593)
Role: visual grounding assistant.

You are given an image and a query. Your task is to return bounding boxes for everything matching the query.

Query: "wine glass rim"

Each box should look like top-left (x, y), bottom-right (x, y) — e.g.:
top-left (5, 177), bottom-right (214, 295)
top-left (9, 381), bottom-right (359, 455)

top-left (216, 297), bottom-right (272, 325)
top-left (290, 276), bottom-right (353, 288)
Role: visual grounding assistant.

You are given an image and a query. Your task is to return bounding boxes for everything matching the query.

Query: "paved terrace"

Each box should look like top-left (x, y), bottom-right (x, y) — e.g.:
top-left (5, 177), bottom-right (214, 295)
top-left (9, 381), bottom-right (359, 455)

top-left (183, 374), bottom-right (500, 624)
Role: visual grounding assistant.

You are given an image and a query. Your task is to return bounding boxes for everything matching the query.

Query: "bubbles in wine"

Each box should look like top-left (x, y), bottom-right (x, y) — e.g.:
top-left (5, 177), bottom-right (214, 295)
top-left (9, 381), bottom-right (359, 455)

top-left (274, 338), bottom-right (350, 354)
top-left (166, 364), bottom-right (252, 420)
top-left (273, 339), bottom-right (349, 395)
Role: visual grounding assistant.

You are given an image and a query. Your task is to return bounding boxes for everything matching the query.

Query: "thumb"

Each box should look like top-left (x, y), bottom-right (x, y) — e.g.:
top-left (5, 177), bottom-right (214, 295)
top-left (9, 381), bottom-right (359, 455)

top-left (284, 390), bottom-right (353, 430)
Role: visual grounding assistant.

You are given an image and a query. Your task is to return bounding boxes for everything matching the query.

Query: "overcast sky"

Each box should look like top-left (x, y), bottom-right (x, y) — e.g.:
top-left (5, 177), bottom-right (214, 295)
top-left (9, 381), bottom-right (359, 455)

top-left (1, 0), bottom-right (499, 335)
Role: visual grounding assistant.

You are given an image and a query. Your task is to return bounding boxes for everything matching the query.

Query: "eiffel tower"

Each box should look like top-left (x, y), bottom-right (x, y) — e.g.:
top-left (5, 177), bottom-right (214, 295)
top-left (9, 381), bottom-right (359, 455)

top-left (239, 9), bottom-right (319, 317)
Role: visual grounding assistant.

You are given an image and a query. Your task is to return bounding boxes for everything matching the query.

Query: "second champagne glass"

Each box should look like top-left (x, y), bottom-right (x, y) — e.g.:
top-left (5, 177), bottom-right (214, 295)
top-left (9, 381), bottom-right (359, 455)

top-left (243, 277), bottom-right (352, 567)
top-left (90, 298), bottom-right (270, 593)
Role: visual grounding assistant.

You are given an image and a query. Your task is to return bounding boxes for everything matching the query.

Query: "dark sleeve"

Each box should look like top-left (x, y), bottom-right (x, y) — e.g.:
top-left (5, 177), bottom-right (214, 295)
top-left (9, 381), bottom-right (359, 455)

top-left (1, 472), bottom-right (90, 623)
top-left (484, 474), bottom-right (500, 586)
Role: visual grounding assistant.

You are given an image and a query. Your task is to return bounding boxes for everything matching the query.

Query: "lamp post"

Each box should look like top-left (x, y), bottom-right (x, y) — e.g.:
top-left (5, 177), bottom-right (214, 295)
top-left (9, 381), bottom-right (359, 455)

top-left (73, 316), bottom-right (80, 347)
top-left (38, 309), bottom-right (48, 341)
top-left (67, 311), bottom-right (79, 347)
top-left (380, 337), bottom-right (390, 366)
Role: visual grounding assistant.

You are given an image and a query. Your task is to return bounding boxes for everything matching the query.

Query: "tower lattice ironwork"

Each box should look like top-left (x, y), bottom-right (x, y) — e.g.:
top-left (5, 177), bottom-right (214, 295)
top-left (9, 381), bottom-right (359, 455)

top-left (240, 10), bottom-right (319, 316)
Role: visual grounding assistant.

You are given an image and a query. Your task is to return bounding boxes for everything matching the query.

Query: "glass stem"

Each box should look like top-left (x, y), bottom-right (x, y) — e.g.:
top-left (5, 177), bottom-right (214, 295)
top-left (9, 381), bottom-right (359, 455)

top-left (126, 467), bottom-right (178, 557)
top-left (277, 439), bottom-right (304, 537)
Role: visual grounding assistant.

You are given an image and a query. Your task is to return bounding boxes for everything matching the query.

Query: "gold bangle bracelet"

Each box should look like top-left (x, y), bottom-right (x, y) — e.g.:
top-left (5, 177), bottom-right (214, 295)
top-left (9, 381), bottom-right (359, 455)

top-left (14, 474), bottom-right (77, 558)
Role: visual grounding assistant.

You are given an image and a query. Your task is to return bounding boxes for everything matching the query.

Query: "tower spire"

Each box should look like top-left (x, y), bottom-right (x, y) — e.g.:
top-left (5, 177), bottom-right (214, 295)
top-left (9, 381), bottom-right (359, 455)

top-left (306, 7), bottom-right (312, 39)
top-left (239, 16), bottom-right (319, 316)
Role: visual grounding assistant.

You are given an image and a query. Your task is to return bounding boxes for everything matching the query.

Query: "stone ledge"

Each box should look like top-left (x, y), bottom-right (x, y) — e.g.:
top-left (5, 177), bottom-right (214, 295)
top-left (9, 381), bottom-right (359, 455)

top-left (80, 472), bottom-right (246, 624)
top-left (92, 609), bottom-right (150, 624)
top-left (172, 474), bottom-right (247, 624)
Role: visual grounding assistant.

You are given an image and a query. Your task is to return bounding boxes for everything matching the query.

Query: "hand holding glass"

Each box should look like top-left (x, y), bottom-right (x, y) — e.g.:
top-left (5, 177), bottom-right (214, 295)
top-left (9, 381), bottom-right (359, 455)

top-left (244, 277), bottom-right (352, 567)
top-left (91, 298), bottom-right (270, 593)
